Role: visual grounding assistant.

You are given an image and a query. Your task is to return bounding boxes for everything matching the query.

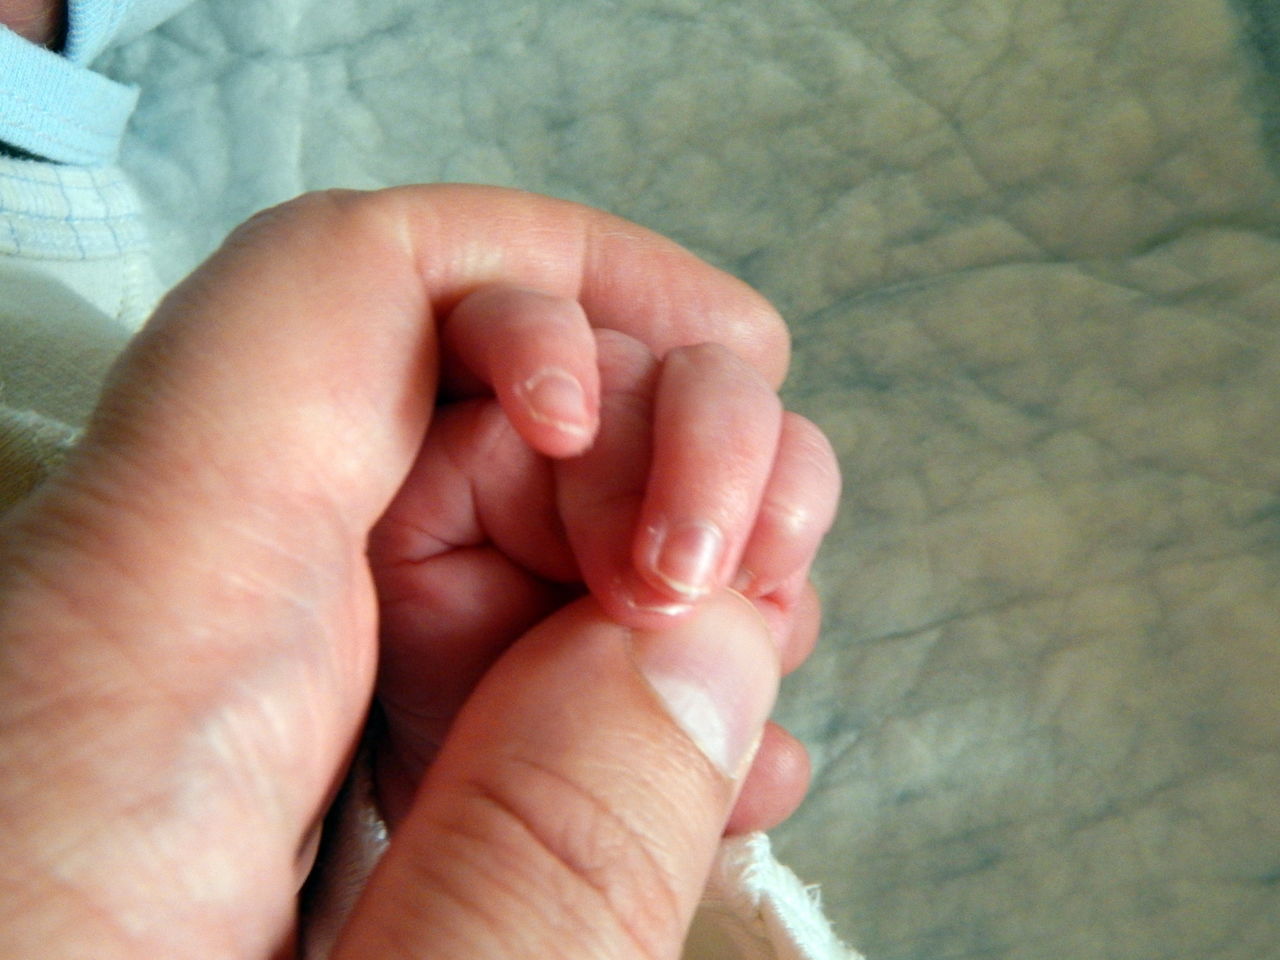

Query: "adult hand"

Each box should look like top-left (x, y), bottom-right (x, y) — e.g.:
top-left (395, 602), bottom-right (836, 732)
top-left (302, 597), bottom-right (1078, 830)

top-left (0, 186), bottom-right (839, 959)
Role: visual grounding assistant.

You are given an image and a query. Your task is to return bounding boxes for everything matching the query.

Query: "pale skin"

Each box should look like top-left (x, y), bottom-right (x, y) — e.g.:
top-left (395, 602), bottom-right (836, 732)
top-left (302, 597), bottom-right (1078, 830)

top-left (0, 186), bottom-right (841, 958)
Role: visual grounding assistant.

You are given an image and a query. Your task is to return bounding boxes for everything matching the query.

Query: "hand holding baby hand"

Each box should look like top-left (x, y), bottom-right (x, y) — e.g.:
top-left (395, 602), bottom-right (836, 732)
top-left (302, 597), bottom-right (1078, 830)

top-left (0, 185), bottom-right (839, 960)
top-left (371, 293), bottom-right (839, 831)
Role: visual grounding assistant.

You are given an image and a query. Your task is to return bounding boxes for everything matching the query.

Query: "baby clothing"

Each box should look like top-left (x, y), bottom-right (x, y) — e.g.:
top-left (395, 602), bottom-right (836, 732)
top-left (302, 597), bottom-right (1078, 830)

top-left (0, 0), bottom-right (166, 493)
top-left (0, 157), bottom-right (156, 504)
top-left (0, 0), bottom-right (192, 162)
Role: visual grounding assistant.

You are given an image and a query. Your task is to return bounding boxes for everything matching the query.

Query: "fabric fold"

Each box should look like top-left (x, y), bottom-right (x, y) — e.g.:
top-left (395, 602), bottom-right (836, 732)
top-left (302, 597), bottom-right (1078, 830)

top-left (0, 26), bottom-right (138, 165)
top-left (0, 0), bottom-right (194, 164)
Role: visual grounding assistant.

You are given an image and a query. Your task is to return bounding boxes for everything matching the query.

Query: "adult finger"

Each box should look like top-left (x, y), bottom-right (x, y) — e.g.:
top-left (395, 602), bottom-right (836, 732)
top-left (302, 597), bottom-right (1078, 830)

top-left (82, 185), bottom-right (788, 539)
top-left (331, 589), bottom-right (779, 960)
top-left (403, 185), bottom-right (791, 388)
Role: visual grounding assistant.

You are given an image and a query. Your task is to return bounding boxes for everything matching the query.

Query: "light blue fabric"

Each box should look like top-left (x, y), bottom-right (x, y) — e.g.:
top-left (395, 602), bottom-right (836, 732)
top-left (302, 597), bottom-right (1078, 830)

top-left (64, 0), bottom-right (195, 64)
top-left (0, 27), bottom-right (136, 165)
top-left (0, 0), bottom-right (192, 165)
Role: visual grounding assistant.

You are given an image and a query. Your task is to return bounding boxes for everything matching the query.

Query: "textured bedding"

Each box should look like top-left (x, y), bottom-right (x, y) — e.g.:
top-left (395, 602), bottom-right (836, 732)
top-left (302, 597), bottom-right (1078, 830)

top-left (96, 1), bottom-right (1280, 956)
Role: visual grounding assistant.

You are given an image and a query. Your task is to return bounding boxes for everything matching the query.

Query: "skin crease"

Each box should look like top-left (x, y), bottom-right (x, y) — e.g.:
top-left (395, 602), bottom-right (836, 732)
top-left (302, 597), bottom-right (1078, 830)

top-left (0, 166), bottom-right (839, 960)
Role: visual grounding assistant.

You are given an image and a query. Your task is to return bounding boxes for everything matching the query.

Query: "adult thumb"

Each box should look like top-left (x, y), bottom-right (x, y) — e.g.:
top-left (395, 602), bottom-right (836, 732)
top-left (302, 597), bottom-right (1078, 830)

top-left (332, 589), bottom-right (779, 960)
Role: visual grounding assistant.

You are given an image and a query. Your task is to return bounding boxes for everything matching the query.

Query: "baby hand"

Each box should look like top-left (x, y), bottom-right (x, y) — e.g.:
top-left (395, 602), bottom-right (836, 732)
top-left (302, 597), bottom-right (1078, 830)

top-left (369, 285), bottom-right (841, 831)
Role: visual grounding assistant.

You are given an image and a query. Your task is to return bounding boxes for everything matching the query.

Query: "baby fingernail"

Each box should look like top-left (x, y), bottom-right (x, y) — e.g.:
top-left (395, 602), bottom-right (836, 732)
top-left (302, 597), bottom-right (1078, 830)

top-left (519, 367), bottom-right (591, 435)
top-left (646, 520), bottom-right (724, 599)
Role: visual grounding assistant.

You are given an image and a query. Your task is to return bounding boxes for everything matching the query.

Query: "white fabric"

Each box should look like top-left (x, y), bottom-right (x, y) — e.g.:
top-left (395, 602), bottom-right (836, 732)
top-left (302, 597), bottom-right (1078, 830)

top-left (0, 155), bottom-right (156, 503)
top-left (689, 834), bottom-right (863, 960)
top-left (0, 155), bottom-right (155, 423)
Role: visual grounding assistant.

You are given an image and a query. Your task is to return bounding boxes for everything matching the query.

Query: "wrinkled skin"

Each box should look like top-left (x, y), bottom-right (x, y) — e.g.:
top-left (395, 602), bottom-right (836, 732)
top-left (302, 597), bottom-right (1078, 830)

top-left (97, 1), bottom-right (1280, 957)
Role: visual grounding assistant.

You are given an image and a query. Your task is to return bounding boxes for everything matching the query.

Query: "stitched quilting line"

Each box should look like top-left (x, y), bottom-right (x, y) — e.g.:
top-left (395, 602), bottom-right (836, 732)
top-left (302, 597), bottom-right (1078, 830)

top-left (1, 164), bottom-right (136, 204)
top-left (1, 223), bottom-right (143, 258)
top-left (1, 165), bottom-right (144, 258)
top-left (2, 207), bottom-right (140, 225)
top-left (1, 228), bottom-right (140, 258)
top-left (89, 166), bottom-right (125, 254)
top-left (2, 210), bottom-right (142, 240)
top-left (3, 204), bottom-right (18, 253)
top-left (66, 169), bottom-right (87, 259)
top-left (1, 164), bottom-right (121, 189)
top-left (0, 188), bottom-right (134, 218)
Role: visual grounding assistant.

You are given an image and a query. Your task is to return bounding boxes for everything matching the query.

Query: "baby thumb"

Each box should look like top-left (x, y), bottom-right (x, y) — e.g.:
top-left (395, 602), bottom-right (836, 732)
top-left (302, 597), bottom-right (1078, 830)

top-left (332, 589), bottom-right (779, 960)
